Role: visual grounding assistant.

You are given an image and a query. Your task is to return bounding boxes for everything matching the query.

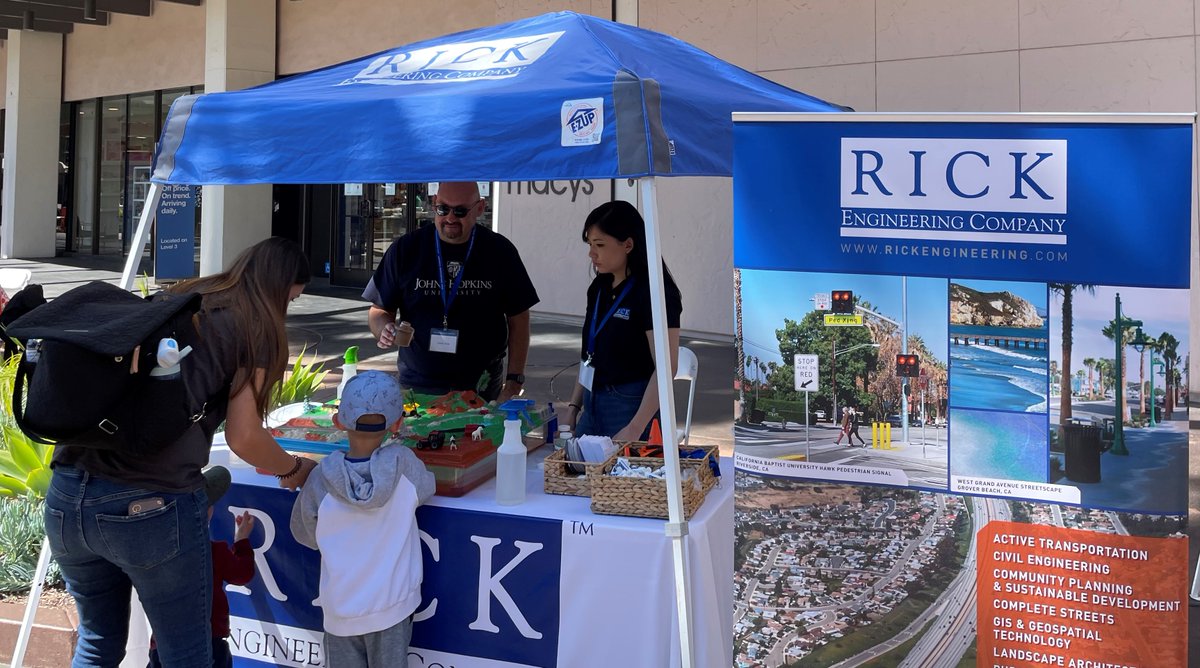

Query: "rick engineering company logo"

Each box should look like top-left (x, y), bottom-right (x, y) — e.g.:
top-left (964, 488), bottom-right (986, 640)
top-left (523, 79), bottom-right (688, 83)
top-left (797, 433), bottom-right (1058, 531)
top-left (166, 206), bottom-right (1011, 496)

top-left (838, 138), bottom-right (1068, 260)
top-left (341, 31), bottom-right (564, 86)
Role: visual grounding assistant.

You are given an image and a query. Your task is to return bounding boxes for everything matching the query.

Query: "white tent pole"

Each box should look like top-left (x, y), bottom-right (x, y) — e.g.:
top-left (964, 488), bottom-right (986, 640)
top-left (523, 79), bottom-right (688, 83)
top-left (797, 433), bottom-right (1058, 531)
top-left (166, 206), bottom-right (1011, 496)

top-left (120, 182), bottom-right (162, 291)
top-left (12, 537), bottom-right (53, 667)
top-left (638, 176), bottom-right (695, 668)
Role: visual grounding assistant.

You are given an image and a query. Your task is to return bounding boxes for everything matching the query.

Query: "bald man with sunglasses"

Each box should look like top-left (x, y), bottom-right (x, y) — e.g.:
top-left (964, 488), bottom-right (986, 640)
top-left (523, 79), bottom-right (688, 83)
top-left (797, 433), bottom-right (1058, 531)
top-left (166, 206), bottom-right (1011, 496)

top-left (365, 182), bottom-right (539, 403)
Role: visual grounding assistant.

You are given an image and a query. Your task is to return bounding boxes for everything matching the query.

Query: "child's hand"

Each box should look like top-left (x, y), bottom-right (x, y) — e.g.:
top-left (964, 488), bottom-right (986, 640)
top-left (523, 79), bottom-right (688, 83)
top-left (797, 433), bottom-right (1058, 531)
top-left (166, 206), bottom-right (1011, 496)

top-left (234, 511), bottom-right (255, 542)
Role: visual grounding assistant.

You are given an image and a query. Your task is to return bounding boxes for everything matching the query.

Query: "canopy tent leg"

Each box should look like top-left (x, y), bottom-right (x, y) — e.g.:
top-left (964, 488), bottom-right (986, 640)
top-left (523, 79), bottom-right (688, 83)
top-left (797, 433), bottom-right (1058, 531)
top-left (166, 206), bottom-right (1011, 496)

top-left (11, 537), bottom-right (53, 668)
top-left (120, 183), bottom-right (162, 291)
top-left (639, 176), bottom-right (695, 668)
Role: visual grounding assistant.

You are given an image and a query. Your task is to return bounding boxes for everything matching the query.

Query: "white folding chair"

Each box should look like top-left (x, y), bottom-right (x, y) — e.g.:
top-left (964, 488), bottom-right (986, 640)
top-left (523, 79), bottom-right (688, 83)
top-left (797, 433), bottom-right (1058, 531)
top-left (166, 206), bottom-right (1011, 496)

top-left (674, 345), bottom-right (699, 445)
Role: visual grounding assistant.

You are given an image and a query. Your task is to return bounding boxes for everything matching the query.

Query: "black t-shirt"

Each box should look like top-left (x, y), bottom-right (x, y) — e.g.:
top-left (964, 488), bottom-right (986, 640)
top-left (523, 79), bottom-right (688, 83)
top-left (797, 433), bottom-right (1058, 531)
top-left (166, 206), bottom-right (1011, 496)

top-left (580, 271), bottom-right (682, 387)
top-left (52, 305), bottom-right (242, 493)
top-left (363, 224), bottom-right (539, 390)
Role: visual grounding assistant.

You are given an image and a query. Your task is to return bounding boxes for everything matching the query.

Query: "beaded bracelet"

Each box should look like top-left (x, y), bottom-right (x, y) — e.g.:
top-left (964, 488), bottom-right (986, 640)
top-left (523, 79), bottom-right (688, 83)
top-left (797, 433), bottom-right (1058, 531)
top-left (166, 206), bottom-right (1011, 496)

top-left (568, 402), bottom-right (582, 411)
top-left (275, 455), bottom-right (303, 480)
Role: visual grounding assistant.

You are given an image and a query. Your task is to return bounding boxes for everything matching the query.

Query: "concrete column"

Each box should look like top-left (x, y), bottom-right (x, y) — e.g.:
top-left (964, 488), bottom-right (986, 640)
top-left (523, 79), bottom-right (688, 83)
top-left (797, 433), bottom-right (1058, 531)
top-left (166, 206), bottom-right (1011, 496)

top-left (199, 0), bottom-right (275, 275)
top-left (1, 31), bottom-right (63, 259)
top-left (613, 0), bottom-right (639, 207)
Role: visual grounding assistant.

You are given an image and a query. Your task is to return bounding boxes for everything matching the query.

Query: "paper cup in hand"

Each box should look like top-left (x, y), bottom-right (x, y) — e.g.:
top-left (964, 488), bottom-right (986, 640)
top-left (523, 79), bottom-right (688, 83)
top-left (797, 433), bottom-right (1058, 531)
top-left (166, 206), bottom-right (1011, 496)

top-left (395, 321), bottom-right (415, 347)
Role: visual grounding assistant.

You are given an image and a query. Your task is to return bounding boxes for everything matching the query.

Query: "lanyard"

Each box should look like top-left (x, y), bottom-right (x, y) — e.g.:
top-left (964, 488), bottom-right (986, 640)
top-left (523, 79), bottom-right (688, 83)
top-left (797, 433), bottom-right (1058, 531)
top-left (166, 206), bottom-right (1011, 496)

top-left (587, 277), bottom-right (636, 358)
top-left (434, 226), bottom-right (477, 328)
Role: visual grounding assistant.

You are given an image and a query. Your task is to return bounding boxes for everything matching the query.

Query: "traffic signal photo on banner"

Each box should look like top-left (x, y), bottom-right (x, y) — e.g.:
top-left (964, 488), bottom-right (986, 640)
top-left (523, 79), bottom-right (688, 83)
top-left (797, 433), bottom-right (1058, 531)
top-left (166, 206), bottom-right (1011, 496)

top-left (896, 354), bottom-right (920, 377)
top-left (831, 290), bottom-right (854, 314)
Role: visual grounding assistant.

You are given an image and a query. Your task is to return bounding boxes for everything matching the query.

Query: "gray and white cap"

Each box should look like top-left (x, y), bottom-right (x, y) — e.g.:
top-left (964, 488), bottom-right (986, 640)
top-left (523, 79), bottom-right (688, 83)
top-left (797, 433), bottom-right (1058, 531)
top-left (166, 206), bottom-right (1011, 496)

top-left (337, 370), bottom-right (404, 432)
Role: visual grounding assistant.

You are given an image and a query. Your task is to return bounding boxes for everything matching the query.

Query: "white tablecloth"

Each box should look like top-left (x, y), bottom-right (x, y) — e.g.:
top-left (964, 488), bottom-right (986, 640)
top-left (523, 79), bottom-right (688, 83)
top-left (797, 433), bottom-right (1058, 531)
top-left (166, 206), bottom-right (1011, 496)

top-left (207, 439), bottom-right (733, 668)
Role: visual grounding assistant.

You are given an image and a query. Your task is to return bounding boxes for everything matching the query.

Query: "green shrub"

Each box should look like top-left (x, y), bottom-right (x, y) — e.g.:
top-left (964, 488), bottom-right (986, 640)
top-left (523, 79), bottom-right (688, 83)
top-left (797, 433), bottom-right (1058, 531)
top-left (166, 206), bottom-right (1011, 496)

top-left (270, 346), bottom-right (329, 410)
top-left (136, 272), bottom-right (153, 298)
top-left (0, 354), bottom-right (52, 498)
top-left (0, 495), bottom-right (60, 592)
top-left (754, 397), bottom-right (818, 424)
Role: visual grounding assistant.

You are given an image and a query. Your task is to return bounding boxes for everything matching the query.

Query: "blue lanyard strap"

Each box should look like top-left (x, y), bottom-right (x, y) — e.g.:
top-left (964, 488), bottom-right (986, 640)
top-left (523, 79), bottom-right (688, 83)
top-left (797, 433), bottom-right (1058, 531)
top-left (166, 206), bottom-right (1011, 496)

top-left (587, 277), bottom-right (636, 358)
top-left (434, 226), bottom-right (477, 328)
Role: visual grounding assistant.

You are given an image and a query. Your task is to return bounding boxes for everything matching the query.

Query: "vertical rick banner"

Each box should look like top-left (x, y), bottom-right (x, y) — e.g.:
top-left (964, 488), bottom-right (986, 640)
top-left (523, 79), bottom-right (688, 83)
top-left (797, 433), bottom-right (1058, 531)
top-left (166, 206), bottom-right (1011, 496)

top-left (730, 113), bottom-right (1192, 667)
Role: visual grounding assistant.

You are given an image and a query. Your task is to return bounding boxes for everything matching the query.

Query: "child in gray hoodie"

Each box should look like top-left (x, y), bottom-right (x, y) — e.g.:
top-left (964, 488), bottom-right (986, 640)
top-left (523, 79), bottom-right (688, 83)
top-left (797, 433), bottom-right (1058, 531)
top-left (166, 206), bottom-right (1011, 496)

top-left (290, 371), bottom-right (435, 667)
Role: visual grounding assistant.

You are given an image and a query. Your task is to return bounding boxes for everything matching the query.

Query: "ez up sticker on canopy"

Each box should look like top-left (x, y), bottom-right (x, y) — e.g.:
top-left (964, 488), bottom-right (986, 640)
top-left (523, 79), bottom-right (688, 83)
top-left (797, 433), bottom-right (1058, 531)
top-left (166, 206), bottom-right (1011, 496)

top-left (562, 98), bottom-right (604, 146)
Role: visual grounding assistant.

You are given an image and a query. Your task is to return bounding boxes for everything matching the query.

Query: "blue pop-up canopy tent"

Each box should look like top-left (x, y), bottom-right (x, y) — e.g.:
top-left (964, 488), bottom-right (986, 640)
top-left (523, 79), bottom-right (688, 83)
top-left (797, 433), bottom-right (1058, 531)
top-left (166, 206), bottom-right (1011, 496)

top-left (147, 11), bottom-right (840, 185)
top-left (120, 12), bottom-right (843, 666)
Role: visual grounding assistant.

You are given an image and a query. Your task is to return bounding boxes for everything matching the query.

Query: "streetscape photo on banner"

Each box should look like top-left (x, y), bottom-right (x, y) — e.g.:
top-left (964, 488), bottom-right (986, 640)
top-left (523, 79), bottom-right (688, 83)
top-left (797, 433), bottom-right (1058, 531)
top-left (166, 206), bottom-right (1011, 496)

top-left (1047, 284), bottom-right (1189, 515)
top-left (736, 269), bottom-right (949, 490)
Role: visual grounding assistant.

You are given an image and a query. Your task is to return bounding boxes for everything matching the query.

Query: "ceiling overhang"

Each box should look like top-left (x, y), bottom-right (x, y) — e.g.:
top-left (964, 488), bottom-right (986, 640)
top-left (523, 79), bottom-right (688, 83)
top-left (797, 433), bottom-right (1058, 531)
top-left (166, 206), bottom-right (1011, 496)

top-left (0, 0), bottom-right (203, 40)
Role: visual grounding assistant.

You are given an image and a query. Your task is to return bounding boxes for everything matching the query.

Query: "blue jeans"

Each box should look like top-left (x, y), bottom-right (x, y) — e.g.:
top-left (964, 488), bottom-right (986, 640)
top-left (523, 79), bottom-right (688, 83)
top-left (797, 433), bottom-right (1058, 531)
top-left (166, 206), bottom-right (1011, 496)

top-left (575, 379), bottom-right (654, 439)
top-left (44, 467), bottom-right (213, 668)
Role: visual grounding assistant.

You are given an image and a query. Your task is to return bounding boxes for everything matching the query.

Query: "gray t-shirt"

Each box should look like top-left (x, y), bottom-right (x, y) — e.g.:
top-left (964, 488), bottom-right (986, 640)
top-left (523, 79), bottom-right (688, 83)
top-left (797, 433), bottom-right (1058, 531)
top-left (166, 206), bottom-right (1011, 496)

top-left (52, 306), bottom-right (243, 493)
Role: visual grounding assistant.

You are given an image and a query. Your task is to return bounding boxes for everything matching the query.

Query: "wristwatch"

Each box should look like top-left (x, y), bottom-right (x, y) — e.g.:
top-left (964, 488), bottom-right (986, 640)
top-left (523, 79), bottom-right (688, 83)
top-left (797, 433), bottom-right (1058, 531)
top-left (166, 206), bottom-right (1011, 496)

top-left (505, 373), bottom-right (526, 385)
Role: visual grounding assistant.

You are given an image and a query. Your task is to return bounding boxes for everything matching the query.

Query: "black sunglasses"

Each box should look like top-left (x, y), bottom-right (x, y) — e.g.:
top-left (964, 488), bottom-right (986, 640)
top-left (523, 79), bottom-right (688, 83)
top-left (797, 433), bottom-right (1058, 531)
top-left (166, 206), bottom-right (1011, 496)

top-left (434, 201), bottom-right (480, 218)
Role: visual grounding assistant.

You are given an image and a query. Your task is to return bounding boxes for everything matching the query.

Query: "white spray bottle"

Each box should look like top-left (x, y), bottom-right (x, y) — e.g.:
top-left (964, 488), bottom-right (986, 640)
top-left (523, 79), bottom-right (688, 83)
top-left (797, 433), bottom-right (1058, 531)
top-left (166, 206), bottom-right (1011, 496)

top-left (336, 346), bottom-right (359, 400)
top-left (495, 398), bottom-right (534, 506)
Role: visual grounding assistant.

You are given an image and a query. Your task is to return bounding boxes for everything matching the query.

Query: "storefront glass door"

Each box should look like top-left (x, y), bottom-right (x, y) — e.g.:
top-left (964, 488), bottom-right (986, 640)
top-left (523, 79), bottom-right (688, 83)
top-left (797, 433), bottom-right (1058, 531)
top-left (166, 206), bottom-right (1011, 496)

top-left (331, 183), bottom-right (431, 287)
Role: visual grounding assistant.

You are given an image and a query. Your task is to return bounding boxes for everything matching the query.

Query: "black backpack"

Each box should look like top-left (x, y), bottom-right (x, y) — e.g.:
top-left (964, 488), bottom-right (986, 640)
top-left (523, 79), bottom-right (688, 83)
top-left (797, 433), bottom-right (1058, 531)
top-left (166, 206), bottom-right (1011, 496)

top-left (5, 281), bottom-right (213, 455)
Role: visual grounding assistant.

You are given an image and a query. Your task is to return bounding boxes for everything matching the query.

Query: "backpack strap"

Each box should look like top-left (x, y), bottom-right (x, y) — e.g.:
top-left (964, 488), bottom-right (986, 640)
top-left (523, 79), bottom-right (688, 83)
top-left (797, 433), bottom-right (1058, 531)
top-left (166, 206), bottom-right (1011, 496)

top-left (12, 353), bottom-right (55, 445)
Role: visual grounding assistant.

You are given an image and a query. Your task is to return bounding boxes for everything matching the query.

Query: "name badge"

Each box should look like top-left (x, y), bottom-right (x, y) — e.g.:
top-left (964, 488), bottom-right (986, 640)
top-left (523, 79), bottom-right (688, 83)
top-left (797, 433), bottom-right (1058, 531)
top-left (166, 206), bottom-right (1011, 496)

top-left (430, 328), bottom-right (459, 354)
top-left (578, 359), bottom-right (595, 391)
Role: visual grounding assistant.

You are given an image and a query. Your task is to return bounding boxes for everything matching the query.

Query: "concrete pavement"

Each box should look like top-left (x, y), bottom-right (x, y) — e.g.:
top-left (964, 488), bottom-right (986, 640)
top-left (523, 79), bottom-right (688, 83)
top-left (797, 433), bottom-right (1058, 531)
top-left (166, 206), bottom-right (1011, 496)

top-left (0, 254), bottom-right (737, 451)
top-left (734, 419), bottom-right (950, 488)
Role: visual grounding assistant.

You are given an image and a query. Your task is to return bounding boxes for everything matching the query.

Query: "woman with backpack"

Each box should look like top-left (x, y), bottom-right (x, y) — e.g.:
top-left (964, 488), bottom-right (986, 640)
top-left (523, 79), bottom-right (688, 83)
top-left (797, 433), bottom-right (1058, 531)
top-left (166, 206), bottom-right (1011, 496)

top-left (43, 237), bottom-right (319, 667)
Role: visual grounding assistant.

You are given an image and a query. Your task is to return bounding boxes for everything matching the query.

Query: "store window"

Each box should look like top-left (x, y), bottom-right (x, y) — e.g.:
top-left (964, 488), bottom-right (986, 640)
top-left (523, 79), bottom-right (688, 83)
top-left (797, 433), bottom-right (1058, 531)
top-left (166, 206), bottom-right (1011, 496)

top-left (57, 106), bottom-right (73, 254)
top-left (331, 182), bottom-right (432, 286)
top-left (0, 111), bottom-right (5, 232)
top-left (126, 93), bottom-right (155, 254)
top-left (61, 85), bottom-right (206, 258)
top-left (72, 100), bottom-right (98, 254)
top-left (160, 88), bottom-right (187, 130)
top-left (162, 87), bottom-right (203, 262)
top-left (98, 96), bottom-right (126, 254)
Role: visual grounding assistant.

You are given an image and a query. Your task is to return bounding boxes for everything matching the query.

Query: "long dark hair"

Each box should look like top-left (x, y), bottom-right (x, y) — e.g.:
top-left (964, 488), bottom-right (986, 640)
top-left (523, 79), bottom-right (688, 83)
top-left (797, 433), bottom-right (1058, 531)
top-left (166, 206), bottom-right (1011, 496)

top-left (168, 237), bottom-right (310, 416)
top-left (582, 200), bottom-right (674, 281)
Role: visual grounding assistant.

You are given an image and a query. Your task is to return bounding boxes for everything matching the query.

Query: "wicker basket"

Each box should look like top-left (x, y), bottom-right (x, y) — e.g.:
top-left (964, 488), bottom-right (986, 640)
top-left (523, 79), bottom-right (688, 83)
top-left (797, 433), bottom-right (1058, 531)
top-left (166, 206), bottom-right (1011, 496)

top-left (589, 445), bottom-right (718, 519)
top-left (543, 447), bottom-right (605, 497)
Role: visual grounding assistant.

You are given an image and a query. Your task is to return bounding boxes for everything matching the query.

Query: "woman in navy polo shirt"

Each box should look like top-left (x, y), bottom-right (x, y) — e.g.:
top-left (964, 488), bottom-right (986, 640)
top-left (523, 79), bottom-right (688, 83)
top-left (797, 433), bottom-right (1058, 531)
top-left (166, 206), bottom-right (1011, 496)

top-left (565, 201), bottom-right (683, 441)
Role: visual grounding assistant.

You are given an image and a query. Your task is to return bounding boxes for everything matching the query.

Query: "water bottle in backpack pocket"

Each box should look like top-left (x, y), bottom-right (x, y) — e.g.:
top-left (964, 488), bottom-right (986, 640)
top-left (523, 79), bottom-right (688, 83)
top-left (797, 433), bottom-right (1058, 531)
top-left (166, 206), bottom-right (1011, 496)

top-left (7, 281), bottom-right (212, 454)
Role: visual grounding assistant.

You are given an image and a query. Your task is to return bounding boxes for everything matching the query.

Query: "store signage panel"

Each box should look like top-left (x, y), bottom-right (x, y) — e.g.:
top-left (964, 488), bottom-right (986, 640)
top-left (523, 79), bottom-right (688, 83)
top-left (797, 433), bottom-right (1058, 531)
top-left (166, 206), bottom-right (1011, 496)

top-left (155, 184), bottom-right (197, 281)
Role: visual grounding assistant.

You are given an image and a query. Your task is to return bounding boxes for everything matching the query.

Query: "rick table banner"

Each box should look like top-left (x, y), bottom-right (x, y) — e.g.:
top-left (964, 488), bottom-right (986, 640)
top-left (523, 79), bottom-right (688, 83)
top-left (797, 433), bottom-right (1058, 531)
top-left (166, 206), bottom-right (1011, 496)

top-left (731, 113), bottom-right (1191, 667)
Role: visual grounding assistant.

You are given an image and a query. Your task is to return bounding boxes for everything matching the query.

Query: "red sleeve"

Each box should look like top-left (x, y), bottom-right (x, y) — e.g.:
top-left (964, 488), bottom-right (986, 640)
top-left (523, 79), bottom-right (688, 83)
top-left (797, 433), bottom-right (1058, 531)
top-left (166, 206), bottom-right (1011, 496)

top-left (213, 539), bottom-right (256, 586)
